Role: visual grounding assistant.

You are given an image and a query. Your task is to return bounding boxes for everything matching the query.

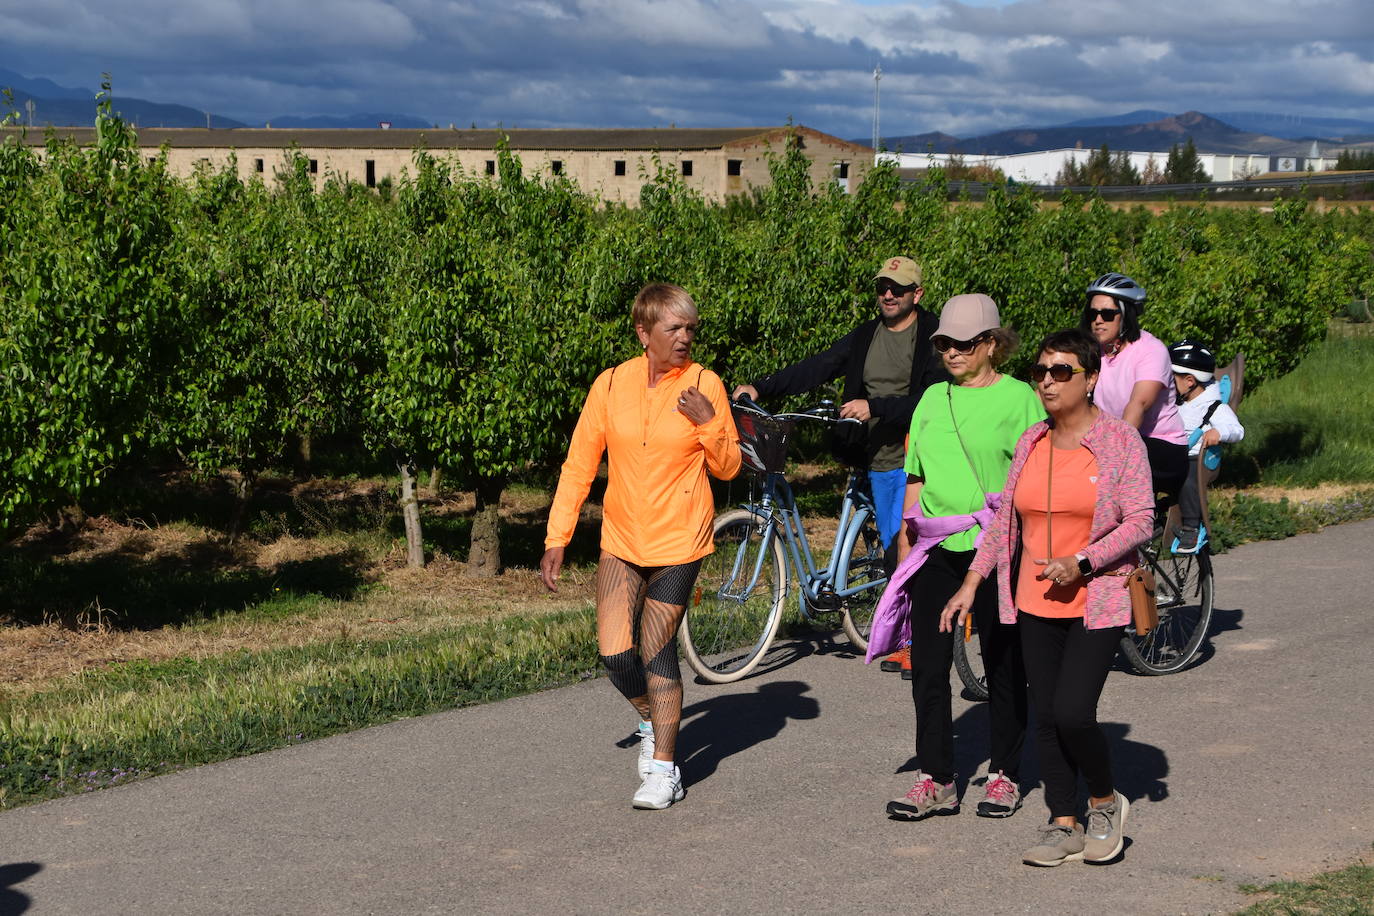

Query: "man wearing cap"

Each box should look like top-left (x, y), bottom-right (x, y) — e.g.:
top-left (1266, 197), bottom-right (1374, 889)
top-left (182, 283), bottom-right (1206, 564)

top-left (732, 256), bottom-right (946, 561)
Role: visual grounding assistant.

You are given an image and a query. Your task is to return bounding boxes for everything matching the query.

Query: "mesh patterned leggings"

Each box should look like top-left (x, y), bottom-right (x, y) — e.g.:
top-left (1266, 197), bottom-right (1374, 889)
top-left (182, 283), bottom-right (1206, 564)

top-left (596, 551), bottom-right (703, 764)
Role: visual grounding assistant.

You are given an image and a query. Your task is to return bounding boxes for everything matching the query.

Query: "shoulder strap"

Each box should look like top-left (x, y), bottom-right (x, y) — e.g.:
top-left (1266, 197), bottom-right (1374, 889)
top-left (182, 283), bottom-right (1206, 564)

top-left (946, 383), bottom-right (986, 496)
top-left (1201, 399), bottom-right (1221, 426)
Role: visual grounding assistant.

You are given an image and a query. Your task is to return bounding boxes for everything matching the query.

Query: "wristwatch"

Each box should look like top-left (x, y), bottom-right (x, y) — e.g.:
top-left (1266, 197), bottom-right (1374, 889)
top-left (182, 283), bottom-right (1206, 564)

top-left (1076, 554), bottom-right (1093, 577)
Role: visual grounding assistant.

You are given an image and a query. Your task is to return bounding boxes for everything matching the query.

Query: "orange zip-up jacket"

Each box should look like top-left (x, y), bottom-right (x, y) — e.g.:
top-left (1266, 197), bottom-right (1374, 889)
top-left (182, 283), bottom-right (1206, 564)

top-left (545, 356), bottom-right (742, 567)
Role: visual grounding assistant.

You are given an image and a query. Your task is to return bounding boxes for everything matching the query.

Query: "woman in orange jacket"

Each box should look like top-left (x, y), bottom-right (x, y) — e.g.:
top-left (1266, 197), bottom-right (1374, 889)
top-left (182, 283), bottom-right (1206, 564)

top-left (540, 283), bottom-right (741, 809)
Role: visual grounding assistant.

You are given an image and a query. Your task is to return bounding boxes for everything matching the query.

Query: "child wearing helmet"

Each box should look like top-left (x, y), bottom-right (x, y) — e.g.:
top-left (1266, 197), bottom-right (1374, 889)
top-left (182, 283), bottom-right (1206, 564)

top-left (1169, 340), bottom-right (1245, 552)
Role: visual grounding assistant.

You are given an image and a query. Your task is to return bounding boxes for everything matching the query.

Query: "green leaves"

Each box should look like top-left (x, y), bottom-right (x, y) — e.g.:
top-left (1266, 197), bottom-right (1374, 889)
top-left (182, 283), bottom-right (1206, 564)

top-left (0, 110), bottom-right (1368, 542)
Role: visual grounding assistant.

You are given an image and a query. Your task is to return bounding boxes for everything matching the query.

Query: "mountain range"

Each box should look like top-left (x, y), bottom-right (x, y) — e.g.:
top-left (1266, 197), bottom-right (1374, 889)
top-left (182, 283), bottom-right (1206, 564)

top-left (7, 69), bottom-right (1373, 154)
top-left (0, 70), bottom-right (428, 130)
top-left (871, 110), bottom-right (1374, 157)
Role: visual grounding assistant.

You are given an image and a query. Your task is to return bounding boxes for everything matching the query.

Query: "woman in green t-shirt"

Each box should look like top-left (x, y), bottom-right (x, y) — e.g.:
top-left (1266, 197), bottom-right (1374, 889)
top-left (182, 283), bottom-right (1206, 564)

top-left (886, 294), bottom-right (1044, 822)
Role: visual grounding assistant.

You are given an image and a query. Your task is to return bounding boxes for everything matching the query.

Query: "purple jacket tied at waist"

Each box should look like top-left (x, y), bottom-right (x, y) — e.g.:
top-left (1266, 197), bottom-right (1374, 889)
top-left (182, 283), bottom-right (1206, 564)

top-left (864, 494), bottom-right (1002, 663)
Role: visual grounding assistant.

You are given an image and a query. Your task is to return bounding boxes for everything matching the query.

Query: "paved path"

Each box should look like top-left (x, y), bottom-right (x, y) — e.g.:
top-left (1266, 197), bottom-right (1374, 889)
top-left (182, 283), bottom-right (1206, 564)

top-left (2, 520), bottom-right (1374, 915)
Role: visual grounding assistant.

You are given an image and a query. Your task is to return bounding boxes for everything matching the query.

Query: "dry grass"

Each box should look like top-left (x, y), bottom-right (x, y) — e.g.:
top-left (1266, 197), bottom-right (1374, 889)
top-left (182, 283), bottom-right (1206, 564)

top-left (1, 454), bottom-right (1366, 697)
top-left (1212, 482), bottom-right (1374, 504)
top-left (0, 478), bottom-right (599, 696)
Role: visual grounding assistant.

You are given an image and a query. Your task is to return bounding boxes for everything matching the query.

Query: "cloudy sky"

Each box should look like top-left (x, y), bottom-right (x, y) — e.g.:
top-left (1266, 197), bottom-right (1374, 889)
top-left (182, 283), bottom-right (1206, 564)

top-left (3, 0), bottom-right (1372, 138)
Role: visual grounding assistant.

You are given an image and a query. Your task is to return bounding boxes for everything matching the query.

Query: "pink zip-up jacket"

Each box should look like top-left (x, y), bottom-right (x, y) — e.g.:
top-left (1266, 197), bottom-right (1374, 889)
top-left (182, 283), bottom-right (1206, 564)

top-left (969, 411), bottom-right (1155, 629)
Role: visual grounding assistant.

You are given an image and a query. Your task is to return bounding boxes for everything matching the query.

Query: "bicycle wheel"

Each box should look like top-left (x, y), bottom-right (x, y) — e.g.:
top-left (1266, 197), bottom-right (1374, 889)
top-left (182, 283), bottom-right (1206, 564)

top-left (679, 508), bottom-right (788, 684)
top-left (953, 626), bottom-right (989, 702)
top-left (1119, 548), bottom-right (1214, 675)
top-left (839, 514), bottom-right (886, 652)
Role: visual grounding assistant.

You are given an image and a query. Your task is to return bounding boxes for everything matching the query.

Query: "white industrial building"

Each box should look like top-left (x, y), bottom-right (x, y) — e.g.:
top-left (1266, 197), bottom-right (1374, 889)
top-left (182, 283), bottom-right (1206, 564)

top-left (881, 145), bottom-right (1340, 184)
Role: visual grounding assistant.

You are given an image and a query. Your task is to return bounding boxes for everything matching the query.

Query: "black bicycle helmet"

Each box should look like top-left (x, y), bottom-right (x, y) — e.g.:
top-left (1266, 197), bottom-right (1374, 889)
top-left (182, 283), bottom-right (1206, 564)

top-left (1169, 339), bottom-right (1216, 382)
top-left (1085, 272), bottom-right (1147, 312)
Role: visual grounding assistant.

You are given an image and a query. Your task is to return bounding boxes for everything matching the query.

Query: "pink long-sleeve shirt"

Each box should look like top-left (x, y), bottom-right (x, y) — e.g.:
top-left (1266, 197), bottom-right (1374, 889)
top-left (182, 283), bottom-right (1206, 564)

top-left (970, 412), bottom-right (1155, 629)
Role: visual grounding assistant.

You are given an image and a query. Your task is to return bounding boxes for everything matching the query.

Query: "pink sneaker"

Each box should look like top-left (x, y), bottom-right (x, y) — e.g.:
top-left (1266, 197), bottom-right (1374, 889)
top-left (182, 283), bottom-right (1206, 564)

top-left (886, 771), bottom-right (958, 820)
top-left (976, 771), bottom-right (1022, 818)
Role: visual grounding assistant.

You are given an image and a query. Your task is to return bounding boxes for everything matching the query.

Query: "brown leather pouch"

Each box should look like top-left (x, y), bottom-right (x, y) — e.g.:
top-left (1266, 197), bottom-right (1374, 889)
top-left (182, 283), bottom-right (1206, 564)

top-left (1125, 566), bottom-right (1158, 634)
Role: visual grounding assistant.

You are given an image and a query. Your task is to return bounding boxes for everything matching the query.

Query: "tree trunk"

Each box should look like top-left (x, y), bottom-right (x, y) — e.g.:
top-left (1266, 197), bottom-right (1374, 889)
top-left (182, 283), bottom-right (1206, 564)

top-left (227, 471), bottom-right (256, 543)
top-left (292, 433), bottom-right (313, 479)
top-left (398, 460), bottom-right (426, 568)
top-left (428, 467), bottom-right (442, 493)
top-left (466, 475), bottom-right (505, 577)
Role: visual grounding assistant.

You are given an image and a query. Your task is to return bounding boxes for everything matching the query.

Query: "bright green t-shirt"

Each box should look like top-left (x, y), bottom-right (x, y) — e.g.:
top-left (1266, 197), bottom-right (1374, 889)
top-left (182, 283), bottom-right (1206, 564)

top-left (903, 376), bottom-right (1045, 552)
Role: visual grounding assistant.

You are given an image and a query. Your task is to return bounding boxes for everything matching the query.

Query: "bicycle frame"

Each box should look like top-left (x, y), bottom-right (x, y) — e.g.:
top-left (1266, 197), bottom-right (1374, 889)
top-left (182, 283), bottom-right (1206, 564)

top-left (738, 469), bottom-right (883, 618)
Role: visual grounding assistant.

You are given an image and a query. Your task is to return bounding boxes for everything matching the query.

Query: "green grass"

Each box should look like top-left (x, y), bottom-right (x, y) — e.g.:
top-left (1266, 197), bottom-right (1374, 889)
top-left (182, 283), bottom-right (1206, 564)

top-left (1236, 849), bottom-right (1374, 914)
top-left (0, 606), bottom-right (603, 806)
top-left (1226, 324), bottom-right (1374, 487)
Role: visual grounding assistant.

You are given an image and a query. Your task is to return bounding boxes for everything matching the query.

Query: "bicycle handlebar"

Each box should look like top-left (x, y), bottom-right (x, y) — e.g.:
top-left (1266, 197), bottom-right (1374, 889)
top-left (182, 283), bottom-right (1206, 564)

top-left (732, 395), bottom-right (862, 426)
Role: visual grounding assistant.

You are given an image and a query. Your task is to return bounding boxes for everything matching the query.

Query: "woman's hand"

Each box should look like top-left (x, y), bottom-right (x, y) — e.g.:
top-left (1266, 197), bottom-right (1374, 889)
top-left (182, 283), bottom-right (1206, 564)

top-left (1032, 555), bottom-right (1083, 588)
top-left (678, 386), bottom-right (715, 425)
top-left (539, 546), bottom-right (564, 592)
top-left (939, 585), bottom-right (976, 633)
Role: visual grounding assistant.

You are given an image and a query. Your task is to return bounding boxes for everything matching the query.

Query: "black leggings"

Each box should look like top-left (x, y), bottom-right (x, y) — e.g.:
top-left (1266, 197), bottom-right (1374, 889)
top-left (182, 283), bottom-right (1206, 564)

top-left (1145, 436), bottom-right (1188, 512)
top-left (1018, 611), bottom-right (1124, 819)
top-left (909, 546), bottom-right (1027, 785)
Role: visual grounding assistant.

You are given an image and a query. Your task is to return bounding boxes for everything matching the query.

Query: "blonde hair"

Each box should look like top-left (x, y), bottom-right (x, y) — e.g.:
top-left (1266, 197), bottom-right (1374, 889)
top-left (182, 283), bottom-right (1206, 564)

top-left (632, 283), bottom-right (698, 330)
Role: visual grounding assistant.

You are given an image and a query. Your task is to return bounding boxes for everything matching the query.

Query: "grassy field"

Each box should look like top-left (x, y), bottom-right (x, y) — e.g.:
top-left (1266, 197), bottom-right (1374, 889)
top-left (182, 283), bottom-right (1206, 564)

top-left (1225, 321), bottom-right (1374, 487)
top-left (0, 320), bottom-right (1372, 815)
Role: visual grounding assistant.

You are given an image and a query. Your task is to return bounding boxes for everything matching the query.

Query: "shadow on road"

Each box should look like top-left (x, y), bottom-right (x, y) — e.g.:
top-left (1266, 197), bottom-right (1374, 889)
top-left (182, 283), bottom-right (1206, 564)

top-left (0, 862), bottom-right (40, 915)
top-left (676, 680), bottom-right (820, 787)
top-left (886, 710), bottom-right (1168, 808)
top-left (1104, 721), bottom-right (1170, 803)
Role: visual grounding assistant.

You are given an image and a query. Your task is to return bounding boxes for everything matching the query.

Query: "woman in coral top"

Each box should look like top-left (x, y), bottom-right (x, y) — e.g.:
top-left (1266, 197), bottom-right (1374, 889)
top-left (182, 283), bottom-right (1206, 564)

top-left (540, 283), bottom-right (741, 810)
top-left (941, 330), bottom-right (1154, 867)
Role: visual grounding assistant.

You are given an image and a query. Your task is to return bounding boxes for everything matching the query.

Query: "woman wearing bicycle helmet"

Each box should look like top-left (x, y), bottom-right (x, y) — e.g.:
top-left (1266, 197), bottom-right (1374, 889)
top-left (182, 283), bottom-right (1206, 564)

top-left (885, 294), bottom-right (1043, 823)
top-left (540, 283), bottom-right (741, 810)
top-left (1079, 273), bottom-right (1188, 508)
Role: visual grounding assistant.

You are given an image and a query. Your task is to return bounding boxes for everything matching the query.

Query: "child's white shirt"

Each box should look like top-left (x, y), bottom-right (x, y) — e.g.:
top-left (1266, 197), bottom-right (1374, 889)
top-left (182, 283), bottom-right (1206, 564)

top-left (1177, 385), bottom-right (1245, 457)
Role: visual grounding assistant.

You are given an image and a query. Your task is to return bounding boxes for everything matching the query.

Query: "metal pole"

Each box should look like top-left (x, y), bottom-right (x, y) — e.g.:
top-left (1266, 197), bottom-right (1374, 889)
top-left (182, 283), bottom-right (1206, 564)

top-left (872, 64), bottom-right (882, 150)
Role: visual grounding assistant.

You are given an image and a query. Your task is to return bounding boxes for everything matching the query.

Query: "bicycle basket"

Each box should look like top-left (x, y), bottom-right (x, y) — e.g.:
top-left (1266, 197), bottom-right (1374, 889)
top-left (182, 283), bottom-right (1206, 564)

top-left (732, 407), bottom-right (793, 474)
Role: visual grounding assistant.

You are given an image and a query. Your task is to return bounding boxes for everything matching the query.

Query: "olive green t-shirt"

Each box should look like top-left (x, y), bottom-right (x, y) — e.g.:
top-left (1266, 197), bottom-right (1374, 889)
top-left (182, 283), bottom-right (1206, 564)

top-left (904, 376), bottom-right (1045, 552)
top-left (863, 321), bottom-right (919, 472)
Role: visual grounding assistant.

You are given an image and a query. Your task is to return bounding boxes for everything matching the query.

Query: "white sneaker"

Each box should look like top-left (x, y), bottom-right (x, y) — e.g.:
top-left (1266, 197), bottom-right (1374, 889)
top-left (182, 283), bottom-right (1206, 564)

top-left (632, 766), bottom-right (685, 809)
top-left (637, 726), bottom-right (656, 779)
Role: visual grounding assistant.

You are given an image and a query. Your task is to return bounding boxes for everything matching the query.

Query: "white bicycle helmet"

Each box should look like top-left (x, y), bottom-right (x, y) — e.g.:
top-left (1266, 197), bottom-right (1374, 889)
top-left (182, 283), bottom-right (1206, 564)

top-left (1085, 272), bottom-right (1147, 313)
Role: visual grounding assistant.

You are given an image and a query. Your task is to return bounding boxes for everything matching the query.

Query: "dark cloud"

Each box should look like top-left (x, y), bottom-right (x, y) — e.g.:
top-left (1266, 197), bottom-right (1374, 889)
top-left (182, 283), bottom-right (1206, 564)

top-left (0, 0), bottom-right (1370, 139)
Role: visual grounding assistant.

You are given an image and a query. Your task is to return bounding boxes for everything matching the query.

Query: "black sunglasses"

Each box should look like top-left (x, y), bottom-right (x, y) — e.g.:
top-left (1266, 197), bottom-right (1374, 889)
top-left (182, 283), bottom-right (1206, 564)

top-left (932, 334), bottom-right (989, 355)
top-left (876, 281), bottom-right (915, 296)
top-left (1085, 307), bottom-right (1121, 322)
top-left (1030, 363), bottom-right (1087, 383)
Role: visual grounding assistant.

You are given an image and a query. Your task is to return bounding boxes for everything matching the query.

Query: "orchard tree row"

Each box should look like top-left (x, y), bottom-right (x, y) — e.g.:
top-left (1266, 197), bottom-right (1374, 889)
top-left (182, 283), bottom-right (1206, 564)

top-left (2, 102), bottom-right (1370, 572)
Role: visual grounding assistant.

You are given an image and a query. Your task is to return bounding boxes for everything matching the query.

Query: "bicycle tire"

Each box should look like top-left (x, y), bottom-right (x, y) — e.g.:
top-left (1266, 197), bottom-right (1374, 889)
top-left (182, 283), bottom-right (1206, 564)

top-left (953, 626), bottom-right (989, 701)
top-left (679, 508), bottom-right (787, 684)
top-left (1119, 548), bottom-right (1214, 675)
top-left (839, 513), bottom-right (886, 652)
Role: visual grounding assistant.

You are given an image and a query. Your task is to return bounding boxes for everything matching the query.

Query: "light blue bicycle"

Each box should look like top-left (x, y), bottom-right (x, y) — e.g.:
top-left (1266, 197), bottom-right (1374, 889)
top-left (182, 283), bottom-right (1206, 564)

top-left (678, 398), bottom-right (888, 683)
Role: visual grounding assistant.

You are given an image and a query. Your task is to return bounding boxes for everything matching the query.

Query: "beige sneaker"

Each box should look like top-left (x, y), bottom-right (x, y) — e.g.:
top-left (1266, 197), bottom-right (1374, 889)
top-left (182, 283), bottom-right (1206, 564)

top-left (886, 772), bottom-right (958, 820)
top-left (1022, 822), bottom-right (1086, 866)
top-left (1084, 792), bottom-right (1130, 862)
